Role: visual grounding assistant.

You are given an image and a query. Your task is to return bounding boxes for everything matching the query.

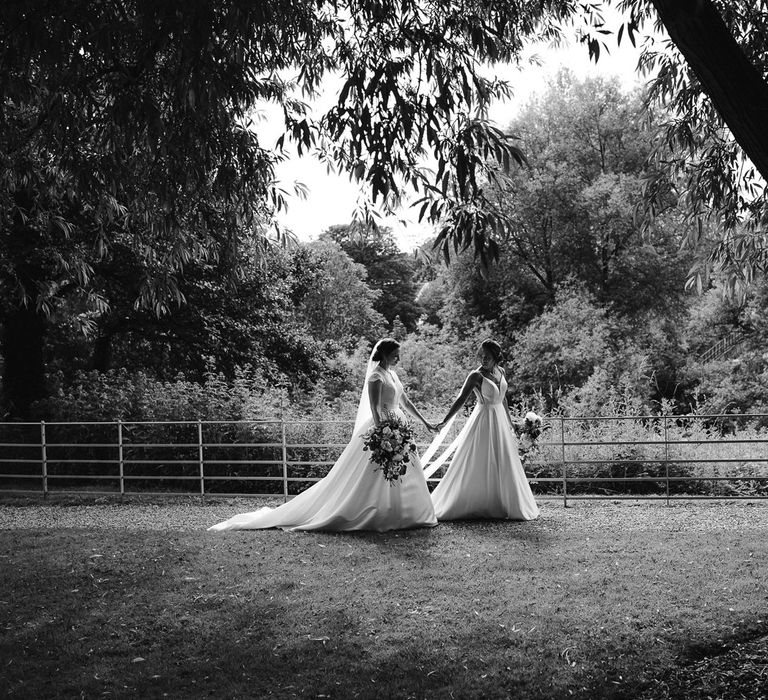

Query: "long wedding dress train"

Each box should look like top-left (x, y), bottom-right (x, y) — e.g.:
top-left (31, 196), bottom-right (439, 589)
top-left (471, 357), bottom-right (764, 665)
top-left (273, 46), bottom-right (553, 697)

top-left (427, 373), bottom-right (539, 521)
top-left (208, 367), bottom-right (436, 532)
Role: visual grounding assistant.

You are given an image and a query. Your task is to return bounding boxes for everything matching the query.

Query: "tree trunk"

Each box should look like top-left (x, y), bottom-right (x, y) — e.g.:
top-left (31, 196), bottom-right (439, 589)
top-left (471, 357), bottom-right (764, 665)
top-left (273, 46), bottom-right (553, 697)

top-left (650, 0), bottom-right (768, 182)
top-left (1, 307), bottom-right (46, 419)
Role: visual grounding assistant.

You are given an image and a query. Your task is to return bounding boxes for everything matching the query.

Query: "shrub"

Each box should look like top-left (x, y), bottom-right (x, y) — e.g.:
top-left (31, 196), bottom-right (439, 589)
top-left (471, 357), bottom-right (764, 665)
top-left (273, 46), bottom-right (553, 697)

top-left (5, 367), bottom-right (765, 499)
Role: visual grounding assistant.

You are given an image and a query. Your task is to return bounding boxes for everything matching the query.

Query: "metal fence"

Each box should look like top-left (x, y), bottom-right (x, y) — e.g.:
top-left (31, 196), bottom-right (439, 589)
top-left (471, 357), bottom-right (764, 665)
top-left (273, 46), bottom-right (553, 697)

top-left (698, 329), bottom-right (749, 363)
top-left (0, 414), bottom-right (766, 505)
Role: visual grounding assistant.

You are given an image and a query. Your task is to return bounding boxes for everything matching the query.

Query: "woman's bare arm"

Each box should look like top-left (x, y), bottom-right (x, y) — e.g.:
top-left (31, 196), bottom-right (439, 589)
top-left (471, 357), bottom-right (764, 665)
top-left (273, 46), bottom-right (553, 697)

top-left (500, 369), bottom-right (516, 430)
top-left (438, 371), bottom-right (482, 427)
top-left (401, 393), bottom-right (434, 431)
top-left (367, 377), bottom-right (384, 427)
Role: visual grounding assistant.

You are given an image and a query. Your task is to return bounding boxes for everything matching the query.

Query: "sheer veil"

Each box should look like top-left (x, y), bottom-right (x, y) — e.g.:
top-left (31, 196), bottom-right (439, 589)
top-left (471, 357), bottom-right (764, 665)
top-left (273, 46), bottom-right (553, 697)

top-left (353, 341), bottom-right (382, 434)
top-left (350, 340), bottom-right (453, 476)
top-left (421, 412), bottom-right (459, 478)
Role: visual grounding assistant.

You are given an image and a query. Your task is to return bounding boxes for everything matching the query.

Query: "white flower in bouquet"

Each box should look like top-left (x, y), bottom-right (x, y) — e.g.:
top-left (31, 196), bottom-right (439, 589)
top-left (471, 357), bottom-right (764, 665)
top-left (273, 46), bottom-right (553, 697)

top-left (362, 414), bottom-right (419, 483)
top-left (513, 410), bottom-right (548, 463)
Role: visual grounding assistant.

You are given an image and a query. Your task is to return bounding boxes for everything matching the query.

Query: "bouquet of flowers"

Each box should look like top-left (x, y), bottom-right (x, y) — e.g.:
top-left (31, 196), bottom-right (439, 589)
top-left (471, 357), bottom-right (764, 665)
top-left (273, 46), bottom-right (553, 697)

top-left (362, 412), bottom-right (418, 483)
top-left (511, 411), bottom-right (547, 463)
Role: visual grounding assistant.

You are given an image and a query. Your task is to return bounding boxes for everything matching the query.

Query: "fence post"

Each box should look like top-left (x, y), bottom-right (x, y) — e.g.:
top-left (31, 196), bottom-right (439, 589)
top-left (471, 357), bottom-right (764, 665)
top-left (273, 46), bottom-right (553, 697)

top-left (560, 416), bottom-right (567, 508)
top-left (40, 421), bottom-right (48, 498)
top-left (198, 420), bottom-right (205, 497)
top-left (281, 417), bottom-right (289, 503)
top-left (664, 415), bottom-right (670, 507)
top-left (117, 420), bottom-right (124, 497)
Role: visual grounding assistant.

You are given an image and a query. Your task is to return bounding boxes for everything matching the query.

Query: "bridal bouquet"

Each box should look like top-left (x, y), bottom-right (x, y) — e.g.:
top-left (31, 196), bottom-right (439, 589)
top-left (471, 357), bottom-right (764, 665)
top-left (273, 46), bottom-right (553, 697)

top-left (362, 412), bottom-right (418, 483)
top-left (512, 411), bottom-right (547, 463)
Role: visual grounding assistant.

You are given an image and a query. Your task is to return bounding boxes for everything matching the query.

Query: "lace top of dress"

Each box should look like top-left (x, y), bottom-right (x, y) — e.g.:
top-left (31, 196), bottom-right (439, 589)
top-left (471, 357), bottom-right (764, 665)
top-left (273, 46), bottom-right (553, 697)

top-left (368, 367), bottom-right (403, 414)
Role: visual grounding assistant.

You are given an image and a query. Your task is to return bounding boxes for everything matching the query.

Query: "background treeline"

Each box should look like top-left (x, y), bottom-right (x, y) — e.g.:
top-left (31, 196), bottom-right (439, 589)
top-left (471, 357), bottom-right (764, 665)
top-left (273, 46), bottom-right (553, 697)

top-left (3, 72), bottom-right (767, 426)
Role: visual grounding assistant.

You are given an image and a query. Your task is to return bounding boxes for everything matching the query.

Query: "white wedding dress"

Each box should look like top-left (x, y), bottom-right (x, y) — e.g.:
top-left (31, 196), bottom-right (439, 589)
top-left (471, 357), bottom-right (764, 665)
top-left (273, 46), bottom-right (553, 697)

top-left (427, 373), bottom-right (539, 521)
top-left (208, 363), bottom-right (437, 532)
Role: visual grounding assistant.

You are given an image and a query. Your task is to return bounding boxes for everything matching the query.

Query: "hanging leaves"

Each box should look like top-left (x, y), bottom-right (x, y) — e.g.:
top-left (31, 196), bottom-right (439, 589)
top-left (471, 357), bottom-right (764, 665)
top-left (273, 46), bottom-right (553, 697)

top-left (0, 0), bottom-right (584, 317)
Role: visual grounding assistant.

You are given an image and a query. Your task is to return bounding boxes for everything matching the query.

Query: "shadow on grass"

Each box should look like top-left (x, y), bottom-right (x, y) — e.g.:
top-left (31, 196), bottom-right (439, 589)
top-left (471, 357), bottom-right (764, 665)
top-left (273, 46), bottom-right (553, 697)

top-left (2, 515), bottom-right (767, 699)
top-left (150, 604), bottom-right (671, 699)
top-left (336, 517), bottom-right (554, 556)
top-left (634, 623), bottom-right (768, 700)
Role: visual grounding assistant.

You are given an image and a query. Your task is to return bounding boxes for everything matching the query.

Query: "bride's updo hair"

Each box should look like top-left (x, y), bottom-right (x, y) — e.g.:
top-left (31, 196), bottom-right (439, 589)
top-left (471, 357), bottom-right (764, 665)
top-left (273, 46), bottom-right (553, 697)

top-left (480, 339), bottom-right (504, 364)
top-left (372, 338), bottom-right (400, 362)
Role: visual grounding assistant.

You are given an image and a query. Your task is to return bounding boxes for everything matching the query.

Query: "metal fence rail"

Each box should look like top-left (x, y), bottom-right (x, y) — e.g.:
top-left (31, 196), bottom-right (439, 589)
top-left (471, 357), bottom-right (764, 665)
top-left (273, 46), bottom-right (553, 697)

top-left (0, 414), bottom-right (766, 506)
top-left (698, 330), bottom-right (749, 363)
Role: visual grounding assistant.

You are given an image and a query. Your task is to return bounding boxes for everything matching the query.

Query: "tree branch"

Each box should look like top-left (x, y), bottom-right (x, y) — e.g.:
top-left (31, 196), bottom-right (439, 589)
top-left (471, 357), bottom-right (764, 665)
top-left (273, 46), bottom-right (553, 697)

top-left (650, 0), bottom-right (768, 181)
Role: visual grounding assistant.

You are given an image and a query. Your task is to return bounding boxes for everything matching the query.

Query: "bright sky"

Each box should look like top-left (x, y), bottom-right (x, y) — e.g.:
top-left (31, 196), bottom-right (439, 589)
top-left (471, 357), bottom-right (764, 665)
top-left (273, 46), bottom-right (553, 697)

top-left (258, 29), bottom-right (648, 252)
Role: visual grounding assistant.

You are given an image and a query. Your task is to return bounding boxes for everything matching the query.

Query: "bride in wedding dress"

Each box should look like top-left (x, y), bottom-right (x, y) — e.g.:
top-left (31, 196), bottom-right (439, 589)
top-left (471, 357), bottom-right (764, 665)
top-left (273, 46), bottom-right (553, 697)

top-left (424, 340), bottom-right (539, 521)
top-left (208, 339), bottom-right (438, 532)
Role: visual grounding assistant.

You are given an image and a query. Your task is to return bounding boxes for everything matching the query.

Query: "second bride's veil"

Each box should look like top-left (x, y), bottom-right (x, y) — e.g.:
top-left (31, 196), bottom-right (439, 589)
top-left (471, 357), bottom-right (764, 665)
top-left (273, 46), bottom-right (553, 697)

top-left (353, 342), bottom-right (381, 434)
top-left (422, 413), bottom-right (459, 478)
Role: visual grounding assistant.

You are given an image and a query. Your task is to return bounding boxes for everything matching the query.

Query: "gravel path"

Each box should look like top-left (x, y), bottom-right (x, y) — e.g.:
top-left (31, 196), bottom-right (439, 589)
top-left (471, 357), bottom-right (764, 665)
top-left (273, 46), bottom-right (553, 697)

top-left (1, 496), bottom-right (767, 532)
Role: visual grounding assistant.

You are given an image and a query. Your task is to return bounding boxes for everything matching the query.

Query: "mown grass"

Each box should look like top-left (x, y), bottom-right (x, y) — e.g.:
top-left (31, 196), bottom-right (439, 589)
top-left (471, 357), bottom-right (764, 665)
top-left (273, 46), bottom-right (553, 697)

top-left (1, 502), bottom-right (767, 699)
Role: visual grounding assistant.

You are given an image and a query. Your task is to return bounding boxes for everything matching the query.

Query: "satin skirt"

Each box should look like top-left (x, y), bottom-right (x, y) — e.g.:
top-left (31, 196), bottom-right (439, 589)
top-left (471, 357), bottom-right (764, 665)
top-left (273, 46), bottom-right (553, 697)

top-left (430, 404), bottom-right (539, 521)
top-left (208, 416), bottom-right (437, 532)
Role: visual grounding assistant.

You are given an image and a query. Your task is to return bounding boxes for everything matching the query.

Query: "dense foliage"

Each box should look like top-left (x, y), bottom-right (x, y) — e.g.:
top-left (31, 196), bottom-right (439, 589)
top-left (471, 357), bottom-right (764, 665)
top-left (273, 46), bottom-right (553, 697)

top-left (1, 0), bottom-right (561, 415)
top-left (4, 78), bottom-right (768, 504)
top-left (8, 72), bottom-right (763, 428)
top-left (321, 224), bottom-right (424, 331)
top-left (632, 0), bottom-right (768, 291)
top-left (4, 0), bottom-right (768, 418)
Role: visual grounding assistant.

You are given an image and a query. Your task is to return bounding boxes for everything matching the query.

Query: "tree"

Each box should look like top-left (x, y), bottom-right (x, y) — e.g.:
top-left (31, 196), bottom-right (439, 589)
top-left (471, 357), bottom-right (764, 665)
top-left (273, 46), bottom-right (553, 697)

top-left (321, 223), bottom-right (424, 331)
top-left (1, 0), bottom-right (567, 415)
top-left (489, 73), bottom-right (682, 306)
top-left (65, 244), bottom-right (325, 385)
top-left (4, 0), bottom-right (768, 415)
top-left (0, 0), bottom-right (549, 307)
top-left (291, 240), bottom-right (385, 348)
top-left (509, 284), bottom-right (615, 396)
top-left (672, 276), bottom-right (768, 415)
top-left (640, 0), bottom-right (768, 179)
top-left (310, 0), bottom-right (768, 282)
top-left (1, 2), bottom-right (296, 413)
top-left (607, 0), bottom-right (768, 291)
top-left (4, 1), bottom-right (768, 285)
top-left (435, 73), bottom-right (692, 342)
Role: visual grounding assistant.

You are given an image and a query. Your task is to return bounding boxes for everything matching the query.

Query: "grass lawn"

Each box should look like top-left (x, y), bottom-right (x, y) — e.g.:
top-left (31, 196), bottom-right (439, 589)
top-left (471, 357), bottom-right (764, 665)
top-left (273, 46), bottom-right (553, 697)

top-left (1, 499), bottom-right (767, 699)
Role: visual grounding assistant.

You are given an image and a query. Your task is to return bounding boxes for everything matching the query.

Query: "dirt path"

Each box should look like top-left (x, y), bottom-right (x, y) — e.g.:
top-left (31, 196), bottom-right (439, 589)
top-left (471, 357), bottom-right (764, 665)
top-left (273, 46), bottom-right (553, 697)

top-left (1, 496), bottom-right (767, 532)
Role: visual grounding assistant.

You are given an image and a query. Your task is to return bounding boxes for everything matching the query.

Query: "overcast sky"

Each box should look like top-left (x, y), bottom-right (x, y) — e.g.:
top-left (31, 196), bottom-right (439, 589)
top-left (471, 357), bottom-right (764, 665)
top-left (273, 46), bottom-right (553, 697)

top-left (257, 30), bottom-right (648, 252)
